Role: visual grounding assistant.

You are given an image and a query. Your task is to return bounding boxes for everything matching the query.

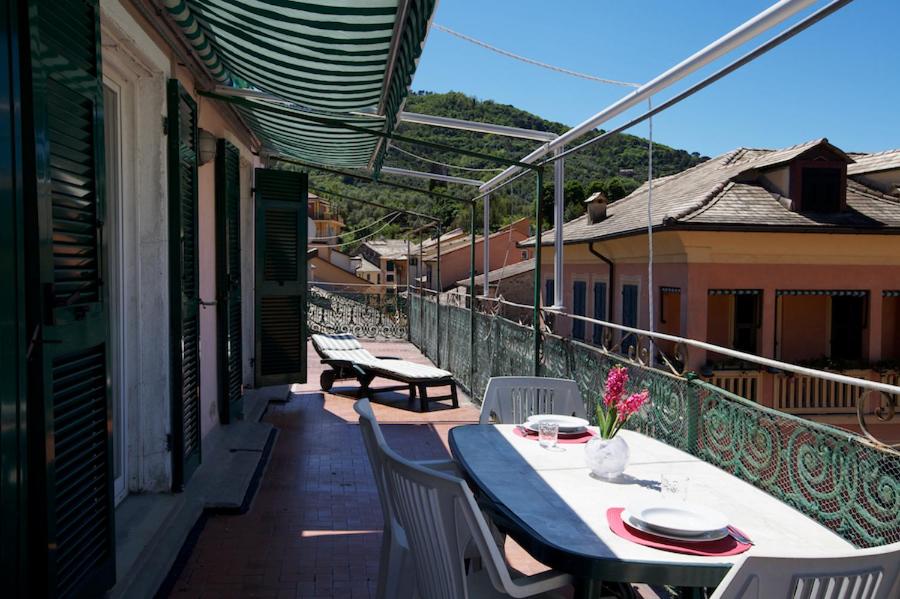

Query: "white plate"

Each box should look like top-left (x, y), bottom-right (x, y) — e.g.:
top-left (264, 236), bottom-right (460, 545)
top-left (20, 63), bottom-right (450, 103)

top-left (621, 510), bottom-right (729, 542)
top-left (627, 501), bottom-right (729, 537)
top-left (524, 414), bottom-right (589, 433)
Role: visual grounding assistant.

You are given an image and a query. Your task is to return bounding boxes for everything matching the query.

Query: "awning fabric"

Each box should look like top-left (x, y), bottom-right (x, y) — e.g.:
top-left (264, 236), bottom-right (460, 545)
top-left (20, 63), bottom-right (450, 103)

top-left (708, 289), bottom-right (760, 296)
top-left (164, 0), bottom-right (436, 169)
top-left (776, 290), bottom-right (868, 297)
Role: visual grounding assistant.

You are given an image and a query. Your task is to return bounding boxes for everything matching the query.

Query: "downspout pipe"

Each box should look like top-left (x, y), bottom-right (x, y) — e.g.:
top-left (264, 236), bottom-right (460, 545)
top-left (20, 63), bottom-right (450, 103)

top-left (588, 242), bottom-right (614, 324)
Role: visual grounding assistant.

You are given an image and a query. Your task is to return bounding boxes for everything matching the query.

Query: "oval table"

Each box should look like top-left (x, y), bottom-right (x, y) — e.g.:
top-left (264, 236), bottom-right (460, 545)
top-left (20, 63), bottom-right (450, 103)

top-left (449, 424), bottom-right (855, 597)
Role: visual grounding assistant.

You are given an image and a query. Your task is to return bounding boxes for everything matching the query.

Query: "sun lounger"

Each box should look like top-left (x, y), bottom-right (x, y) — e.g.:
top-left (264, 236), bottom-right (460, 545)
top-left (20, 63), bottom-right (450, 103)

top-left (310, 333), bottom-right (458, 411)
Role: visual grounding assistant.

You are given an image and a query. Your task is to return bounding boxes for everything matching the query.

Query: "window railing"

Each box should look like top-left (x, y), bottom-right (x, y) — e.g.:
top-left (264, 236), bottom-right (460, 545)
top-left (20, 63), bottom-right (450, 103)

top-left (408, 295), bottom-right (900, 549)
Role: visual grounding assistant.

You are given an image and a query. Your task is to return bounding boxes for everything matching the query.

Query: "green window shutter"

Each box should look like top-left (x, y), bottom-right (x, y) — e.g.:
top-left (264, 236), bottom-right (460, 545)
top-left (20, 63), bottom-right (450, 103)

top-left (215, 139), bottom-right (243, 423)
top-left (24, 1), bottom-right (116, 596)
top-left (167, 79), bottom-right (201, 490)
top-left (254, 169), bottom-right (308, 387)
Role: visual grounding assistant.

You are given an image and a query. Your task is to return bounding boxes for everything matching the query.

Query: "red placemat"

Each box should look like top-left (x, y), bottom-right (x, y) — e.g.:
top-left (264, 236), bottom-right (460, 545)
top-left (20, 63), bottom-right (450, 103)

top-left (607, 508), bottom-right (751, 556)
top-left (513, 426), bottom-right (596, 444)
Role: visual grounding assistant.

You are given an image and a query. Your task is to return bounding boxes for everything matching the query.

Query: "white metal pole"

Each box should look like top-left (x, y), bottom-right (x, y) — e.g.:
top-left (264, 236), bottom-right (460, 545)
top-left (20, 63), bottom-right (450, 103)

top-left (552, 147), bottom-right (565, 310)
top-left (483, 193), bottom-right (491, 298)
top-left (478, 0), bottom-right (817, 193)
top-left (646, 97), bottom-right (655, 366)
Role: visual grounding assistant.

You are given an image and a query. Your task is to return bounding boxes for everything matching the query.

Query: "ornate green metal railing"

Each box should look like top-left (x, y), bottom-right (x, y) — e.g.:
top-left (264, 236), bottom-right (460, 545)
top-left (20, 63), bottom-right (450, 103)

top-left (409, 295), bottom-right (900, 549)
top-left (308, 286), bottom-right (407, 339)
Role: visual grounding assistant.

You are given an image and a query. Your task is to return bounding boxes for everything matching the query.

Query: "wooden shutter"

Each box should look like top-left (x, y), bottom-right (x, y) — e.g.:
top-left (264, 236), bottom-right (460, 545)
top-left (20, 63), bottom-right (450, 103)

top-left (167, 79), bottom-right (201, 490)
top-left (592, 282), bottom-right (607, 345)
top-left (572, 281), bottom-right (586, 340)
top-left (622, 284), bottom-right (638, 354)
top-left (23, 1), bottom-right (116, 596)
top-left (254, 169), bottom-right (308, 387)
top-left (215, 140), bottom-right (243, 423)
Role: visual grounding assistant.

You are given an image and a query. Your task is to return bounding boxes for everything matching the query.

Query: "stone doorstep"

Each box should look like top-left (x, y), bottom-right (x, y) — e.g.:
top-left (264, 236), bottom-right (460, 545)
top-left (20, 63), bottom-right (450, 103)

top-left (109, 390), bottom-right (276, 599)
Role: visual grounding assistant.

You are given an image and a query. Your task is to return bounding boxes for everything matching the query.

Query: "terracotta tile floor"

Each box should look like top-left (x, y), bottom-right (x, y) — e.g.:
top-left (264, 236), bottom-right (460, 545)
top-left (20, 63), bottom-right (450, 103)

top-left (168, 341), bottom-right (660, 599)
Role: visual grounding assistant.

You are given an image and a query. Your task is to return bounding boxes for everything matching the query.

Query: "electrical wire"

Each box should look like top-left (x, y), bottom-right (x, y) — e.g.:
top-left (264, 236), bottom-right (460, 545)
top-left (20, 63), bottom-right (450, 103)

top-left (310, 213), bottom-right (402, 248)
top-left (308, 210), bottom-right (401, 241)
top-left (434, 24), bottom-right (641, 89)
top-left (388, 143), bottom-right (504, 173)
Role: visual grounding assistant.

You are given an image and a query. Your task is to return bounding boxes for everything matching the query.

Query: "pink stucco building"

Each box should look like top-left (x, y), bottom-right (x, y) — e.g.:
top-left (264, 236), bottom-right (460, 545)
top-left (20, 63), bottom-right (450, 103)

top-left (527, 139), bottom-right (900, 437)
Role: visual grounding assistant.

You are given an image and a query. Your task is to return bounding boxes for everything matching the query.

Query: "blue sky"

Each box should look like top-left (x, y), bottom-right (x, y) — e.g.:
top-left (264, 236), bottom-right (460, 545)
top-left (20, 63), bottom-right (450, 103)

top-left (411, 0), bottom-right (899, 157)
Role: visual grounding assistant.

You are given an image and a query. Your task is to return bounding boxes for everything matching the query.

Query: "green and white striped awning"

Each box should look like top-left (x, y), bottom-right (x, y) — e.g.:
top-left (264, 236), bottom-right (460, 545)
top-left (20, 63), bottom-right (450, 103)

top-left (776, 290), bottom-right (868, 297)
top-left (708, 289), bottom-right (761, 296)
top-left (164, 0), bottom-right (436, 168)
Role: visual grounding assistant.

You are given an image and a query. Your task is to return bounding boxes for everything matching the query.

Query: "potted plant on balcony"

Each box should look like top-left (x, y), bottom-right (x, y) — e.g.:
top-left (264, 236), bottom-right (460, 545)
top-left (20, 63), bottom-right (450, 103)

top-left (585, 366), bottom-right (649, 480)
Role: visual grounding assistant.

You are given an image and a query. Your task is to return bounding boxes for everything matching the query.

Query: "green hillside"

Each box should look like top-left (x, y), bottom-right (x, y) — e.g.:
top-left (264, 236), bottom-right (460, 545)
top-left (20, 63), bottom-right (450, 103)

top-left (304, 91), bottom-right (707, 246)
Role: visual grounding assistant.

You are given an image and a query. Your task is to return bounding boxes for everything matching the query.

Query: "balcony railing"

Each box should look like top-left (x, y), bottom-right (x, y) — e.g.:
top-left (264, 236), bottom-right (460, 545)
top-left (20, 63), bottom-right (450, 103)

top-left (308, 285), bottom-right (407, 339)
top-left (704, 370), bottom-right (763, 403)
top-left (408, 295), bottom-right (900, 549)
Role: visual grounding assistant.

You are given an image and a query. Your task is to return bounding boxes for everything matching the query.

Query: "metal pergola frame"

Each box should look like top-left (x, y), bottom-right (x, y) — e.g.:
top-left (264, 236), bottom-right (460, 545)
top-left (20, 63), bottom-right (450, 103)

top-left (201, 0), bottom-right (852, 381)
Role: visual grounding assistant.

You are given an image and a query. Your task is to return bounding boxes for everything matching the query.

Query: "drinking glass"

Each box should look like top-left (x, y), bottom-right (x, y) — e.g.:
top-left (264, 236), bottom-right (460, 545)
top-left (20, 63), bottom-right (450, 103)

top-left (661, 473), bottom-right (689, 502)
top-left (538, 421), bottom-right (559, 448)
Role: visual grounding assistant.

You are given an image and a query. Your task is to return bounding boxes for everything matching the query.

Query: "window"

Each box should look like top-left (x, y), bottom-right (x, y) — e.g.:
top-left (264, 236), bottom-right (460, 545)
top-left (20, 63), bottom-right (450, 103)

top-left (592, 282), bottom-right (608, 345)
top-left (409, 257), bottom-right (417, 266)
top-left (622, 284), bottom-right (638, 355)
top-left (386, 273), bottom-right (394, 283)
top-left (386, 260), bottom-right (395, 272)
top-left (801, 167), bottom-right (842, 212)
top-left (544, 279), bottom-right (554, 307)
top-left (572, 281), bottom-right (586, 340)
top-left (521, 250), bottom-right (529, 260)
top-left (831, 295), bottom-right (866, 360)
top-left (733, 294), bottom-right (761, 353)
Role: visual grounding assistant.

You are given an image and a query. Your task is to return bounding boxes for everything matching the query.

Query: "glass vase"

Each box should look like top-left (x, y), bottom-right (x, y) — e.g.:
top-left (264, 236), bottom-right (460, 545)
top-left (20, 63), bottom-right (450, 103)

top-left (584, 435), bottom-right (629, 479)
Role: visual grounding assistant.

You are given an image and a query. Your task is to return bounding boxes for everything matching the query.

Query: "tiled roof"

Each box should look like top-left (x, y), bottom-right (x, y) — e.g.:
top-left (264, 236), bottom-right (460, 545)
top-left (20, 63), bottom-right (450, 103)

top-left (847, 149), bottom-right (900, 175)
top-left (455, 259), bottom-right (534, 287)
top-left (528, 139), bottom-right (900, 245)
top-left (355, 258), bottom-right (380, 272)
top-left (361, 239), bottom-right (409, 260)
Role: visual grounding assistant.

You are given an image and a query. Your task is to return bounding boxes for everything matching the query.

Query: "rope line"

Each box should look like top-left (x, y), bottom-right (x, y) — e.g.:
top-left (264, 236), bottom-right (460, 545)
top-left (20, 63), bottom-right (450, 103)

top-left (310, 213), bottom-right (402, 248)
top-left (388, 144), bottom-right (504, 173)
top-left (309, 210), bottom-right (401, 241)
top-left (434, 24), bottom-right (641, 89)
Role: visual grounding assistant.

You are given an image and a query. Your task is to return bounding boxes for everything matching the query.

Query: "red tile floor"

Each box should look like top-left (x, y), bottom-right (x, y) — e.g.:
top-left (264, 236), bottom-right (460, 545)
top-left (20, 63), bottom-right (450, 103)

top-left (168, 341), bottom-right (662, 599)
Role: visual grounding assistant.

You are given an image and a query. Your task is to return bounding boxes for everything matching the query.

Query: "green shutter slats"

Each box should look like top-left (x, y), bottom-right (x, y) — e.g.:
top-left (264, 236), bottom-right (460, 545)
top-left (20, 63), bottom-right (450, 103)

top-left (260, 296), bottom-right (303, 376)
top-left (264, 209), bottom-right (299, 282)
top-left (168, 80), bottom-right (201, 488)
top-left (28, 1), bottom-right (116, 596)
top-left (48, 80), bottom-right (100, 306)
top-left (255, 168), bottom-right (307, 386)
top-left (51, 345), bottom-right (110, 598)
top-left (216, 140), bottom-right (243, 422)
top-left (181, 314), bottom-right (201, 458)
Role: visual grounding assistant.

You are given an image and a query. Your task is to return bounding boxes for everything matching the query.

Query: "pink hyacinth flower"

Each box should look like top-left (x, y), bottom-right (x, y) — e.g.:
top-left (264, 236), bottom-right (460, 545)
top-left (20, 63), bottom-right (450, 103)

top-left (604, 366), bottom-right (629, 407)
top-left (618, 390), bottom-right (649, 421)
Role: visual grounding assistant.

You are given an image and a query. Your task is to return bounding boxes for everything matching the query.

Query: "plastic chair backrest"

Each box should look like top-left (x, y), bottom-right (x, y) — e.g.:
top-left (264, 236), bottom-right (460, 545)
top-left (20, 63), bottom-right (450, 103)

top-left (353, 399), bottom-right (398, 534)
top-left (711, 543), bottom-right (900, 599)
top-left (379, 440), bottom-right (526, 599)
top-left (480, 376), bottom-right (586, 424)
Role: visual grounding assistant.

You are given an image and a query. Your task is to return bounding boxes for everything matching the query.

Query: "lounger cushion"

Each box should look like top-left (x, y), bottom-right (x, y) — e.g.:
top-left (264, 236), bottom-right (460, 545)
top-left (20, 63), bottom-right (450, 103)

top-left (311, 333), bottom-right (451, 382)
top-left (362, 360), bottom-right (451, 383)
top-left (311, 333), bottom-right (363, 351)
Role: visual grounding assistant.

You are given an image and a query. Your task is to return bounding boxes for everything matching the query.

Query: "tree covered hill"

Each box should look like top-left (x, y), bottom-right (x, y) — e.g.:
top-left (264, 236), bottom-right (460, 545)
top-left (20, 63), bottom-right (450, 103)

top-left (306, 91), bottom-right (707, 246)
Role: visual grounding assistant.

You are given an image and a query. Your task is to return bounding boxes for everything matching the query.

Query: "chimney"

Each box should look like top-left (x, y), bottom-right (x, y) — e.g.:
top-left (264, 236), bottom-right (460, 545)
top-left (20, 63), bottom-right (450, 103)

top-left (584, 191), bottom-right (608, 225)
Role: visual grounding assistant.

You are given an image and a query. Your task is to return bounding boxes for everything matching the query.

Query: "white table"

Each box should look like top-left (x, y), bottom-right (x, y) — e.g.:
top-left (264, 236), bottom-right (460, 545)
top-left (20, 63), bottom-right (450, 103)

top-left (449, 424), bottom-right (854, 595)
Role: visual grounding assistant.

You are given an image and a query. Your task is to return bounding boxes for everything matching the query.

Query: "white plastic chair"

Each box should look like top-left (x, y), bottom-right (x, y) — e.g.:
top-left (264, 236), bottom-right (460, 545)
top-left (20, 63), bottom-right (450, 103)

top-left (380, 436), bottom-right (573, 599)
top-left (480, 377), bottom-right (586, 424)
top-left (354, 398), bottom-right (458, 599)
top-left (710, 542), bottom-right (900, 599)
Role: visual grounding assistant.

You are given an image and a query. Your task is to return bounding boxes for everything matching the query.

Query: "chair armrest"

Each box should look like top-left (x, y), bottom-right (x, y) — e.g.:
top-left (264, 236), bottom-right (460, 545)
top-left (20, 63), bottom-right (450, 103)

top-left (375, 355), bottom-right (403, 360)
top-left (506, 569), bottom-right (574, 598)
